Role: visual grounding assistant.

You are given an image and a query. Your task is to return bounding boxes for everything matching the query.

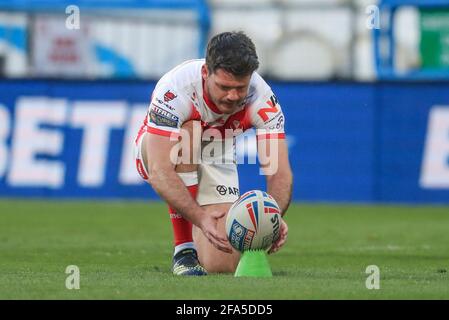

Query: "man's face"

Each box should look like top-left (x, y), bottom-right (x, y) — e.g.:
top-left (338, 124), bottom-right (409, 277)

top-left (202, 65), bottom-right (251, 114)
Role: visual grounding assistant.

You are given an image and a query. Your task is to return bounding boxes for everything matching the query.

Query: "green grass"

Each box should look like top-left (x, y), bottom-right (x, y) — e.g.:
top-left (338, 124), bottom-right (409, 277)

top-left (0, 199), bottom-right (448, 299)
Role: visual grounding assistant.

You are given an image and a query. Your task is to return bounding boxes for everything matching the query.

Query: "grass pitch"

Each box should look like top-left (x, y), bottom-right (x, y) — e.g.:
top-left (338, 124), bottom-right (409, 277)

top-left (0, 199), bottom-right (448, 299)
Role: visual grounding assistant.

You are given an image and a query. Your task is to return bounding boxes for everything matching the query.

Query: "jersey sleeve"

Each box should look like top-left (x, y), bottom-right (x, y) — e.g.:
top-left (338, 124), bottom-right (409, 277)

top-left (145, 82), bottom-right (191, 138)
top-left (251, 91), bottom-right (286, 140)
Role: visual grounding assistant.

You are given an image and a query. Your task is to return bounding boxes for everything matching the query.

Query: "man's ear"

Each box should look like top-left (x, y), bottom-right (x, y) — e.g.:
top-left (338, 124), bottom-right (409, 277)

top-left (201, 64), bottom-right (209, 81)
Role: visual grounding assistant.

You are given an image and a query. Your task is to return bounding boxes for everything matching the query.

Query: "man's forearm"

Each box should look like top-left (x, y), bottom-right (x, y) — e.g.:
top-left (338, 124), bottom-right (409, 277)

top-left (267, 172), bottom-right (293, 216)
top-left (148, 167), bottom-right (203, 226)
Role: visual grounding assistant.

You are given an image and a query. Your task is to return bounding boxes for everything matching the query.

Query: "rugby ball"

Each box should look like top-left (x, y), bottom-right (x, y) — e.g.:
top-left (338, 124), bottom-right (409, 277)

top-left (225, 190), bottom-right (281, 252)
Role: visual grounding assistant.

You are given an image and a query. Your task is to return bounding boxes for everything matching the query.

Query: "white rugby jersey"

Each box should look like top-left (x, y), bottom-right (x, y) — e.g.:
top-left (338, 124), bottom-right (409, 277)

top-left (136, 59), bottom-right (285, 141)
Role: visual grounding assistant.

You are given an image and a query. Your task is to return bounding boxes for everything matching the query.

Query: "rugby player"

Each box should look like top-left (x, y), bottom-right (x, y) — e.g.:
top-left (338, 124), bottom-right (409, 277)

top-left (134, 31), bottom-right (292, 275)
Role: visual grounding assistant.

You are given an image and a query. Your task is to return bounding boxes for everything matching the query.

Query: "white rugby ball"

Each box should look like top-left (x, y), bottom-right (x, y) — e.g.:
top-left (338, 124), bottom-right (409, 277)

top-left (226, 190), bottom-right (281, 252)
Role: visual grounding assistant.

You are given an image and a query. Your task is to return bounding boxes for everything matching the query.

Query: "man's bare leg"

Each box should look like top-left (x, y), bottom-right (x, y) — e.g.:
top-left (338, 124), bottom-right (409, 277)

top-left (193, 203), bottom-right (240, 273)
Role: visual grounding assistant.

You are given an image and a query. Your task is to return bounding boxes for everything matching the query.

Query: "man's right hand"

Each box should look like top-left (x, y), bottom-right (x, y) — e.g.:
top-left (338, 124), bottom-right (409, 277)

top-left (198, 210), bottom-right (233, 254)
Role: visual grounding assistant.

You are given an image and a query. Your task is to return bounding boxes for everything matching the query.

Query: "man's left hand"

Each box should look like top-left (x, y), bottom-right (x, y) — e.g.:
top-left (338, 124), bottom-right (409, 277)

top-left (268, 218), bottom-right (288, 254)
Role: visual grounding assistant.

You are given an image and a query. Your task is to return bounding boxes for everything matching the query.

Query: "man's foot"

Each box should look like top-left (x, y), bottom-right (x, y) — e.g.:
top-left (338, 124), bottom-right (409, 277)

top-left (172, 248), bottom-right (207, 276)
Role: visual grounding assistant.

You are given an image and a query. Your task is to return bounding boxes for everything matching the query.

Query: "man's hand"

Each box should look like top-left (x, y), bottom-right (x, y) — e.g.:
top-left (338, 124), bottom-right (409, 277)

top-left (199, 210), bottom-right (233, 254)
top-left (268, 218), bottom-right (288, 254)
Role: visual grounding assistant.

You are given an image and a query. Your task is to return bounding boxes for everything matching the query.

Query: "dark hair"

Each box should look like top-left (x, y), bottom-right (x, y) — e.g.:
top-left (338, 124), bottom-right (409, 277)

top-left (206, 31), bottom-right (259, 77)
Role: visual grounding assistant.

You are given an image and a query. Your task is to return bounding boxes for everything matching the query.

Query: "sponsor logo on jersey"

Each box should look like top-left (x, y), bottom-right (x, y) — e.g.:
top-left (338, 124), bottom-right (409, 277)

top-left (258, 94), bottom-right (280, 122)
top-left (216, 185), bottom-right (240, 196)
top-left (149, 105), bottom-right (179, 128)
top-left (154, 98), bottom-right (175, 111)
top-left (267, 114), bottom-right (284, 129)
top-left (151, 105), bottom-right (179, 121)
top-left (164, 90), bottom-right (177, 102)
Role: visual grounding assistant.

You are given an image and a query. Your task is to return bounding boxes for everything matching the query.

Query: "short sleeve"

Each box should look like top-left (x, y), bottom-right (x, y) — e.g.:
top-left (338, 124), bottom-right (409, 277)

top-left (145, 83), bottom-right (191, 137)
top-left (251, 92), bottom-right (285, 140)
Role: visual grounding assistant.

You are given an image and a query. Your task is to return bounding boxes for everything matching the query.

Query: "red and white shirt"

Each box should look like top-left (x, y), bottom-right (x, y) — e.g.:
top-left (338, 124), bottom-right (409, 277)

top-left (137, 59), bottom-right (285, 141)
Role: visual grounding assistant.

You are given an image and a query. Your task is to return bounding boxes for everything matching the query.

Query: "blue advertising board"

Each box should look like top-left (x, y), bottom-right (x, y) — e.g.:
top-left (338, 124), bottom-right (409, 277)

top-left (0, 80), bottom-right (449, 204)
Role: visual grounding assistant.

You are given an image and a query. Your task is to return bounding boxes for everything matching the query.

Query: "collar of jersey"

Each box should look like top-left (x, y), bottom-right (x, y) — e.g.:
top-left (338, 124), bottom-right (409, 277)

top-left (202, 78), bottom-right (223, 115)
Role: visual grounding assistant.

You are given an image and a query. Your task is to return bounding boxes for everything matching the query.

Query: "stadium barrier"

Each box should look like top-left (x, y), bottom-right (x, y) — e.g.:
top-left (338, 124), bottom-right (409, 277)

top-left (0, 80), bottom-right (449, 204)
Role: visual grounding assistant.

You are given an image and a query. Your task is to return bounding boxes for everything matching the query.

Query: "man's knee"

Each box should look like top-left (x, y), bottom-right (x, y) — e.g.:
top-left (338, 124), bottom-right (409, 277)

top-left (194, 203), bottom-right (240, 273)
top-left (195, 229), bottom-right (239, 273)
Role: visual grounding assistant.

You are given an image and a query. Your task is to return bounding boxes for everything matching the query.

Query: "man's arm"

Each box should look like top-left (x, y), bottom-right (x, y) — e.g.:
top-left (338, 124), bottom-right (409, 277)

top-left (258, 137), bottom-right (292, 254)
top-left (145, 133), bottom-right (232, 253)
top-left (259, 138), bottom-right (293, 215)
